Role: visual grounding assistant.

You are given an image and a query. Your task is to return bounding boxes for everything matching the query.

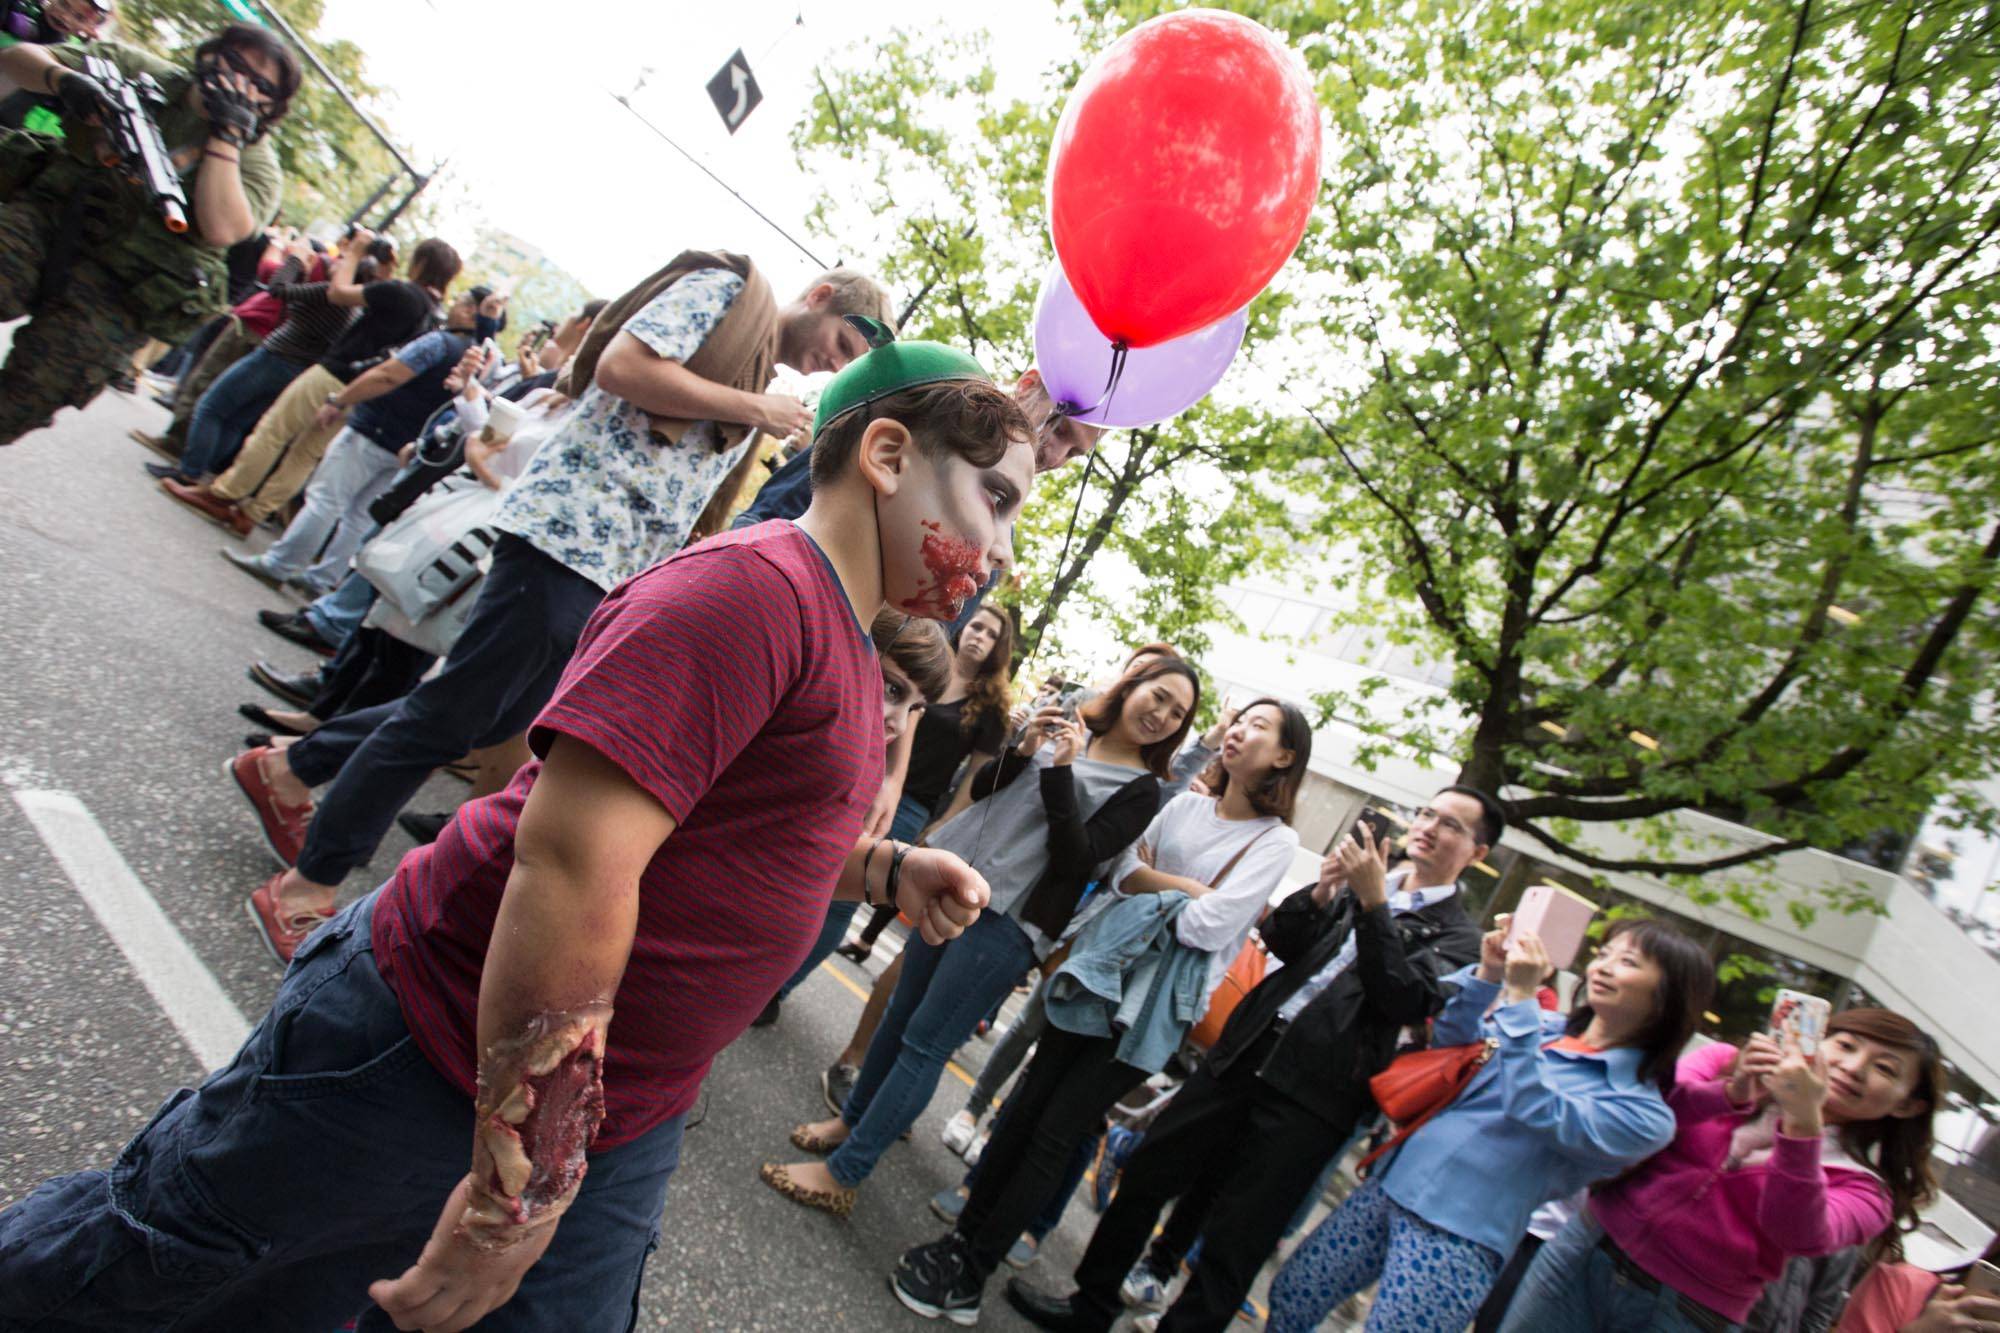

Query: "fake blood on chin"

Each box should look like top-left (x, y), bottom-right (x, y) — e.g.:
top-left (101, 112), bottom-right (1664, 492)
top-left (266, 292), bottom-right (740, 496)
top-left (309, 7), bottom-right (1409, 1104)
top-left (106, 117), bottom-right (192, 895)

top-left (898, 520), bottom-right (983, 620)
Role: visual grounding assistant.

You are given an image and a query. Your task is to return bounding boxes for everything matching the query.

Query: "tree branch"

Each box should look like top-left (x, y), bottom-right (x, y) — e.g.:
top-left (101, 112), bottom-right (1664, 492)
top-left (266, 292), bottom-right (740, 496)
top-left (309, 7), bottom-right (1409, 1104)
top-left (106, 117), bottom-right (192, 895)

top-left (1514, 819), bottom-right (1809, 876)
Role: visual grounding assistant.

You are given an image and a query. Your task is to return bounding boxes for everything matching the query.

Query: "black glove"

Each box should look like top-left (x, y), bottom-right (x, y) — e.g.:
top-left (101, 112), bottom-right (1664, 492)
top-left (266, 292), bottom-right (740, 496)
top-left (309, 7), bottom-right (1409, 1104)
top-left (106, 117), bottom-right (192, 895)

top-left (201, 77), bottom-right (260, 146)
top-left (53, 69), bottom-right (114, 124)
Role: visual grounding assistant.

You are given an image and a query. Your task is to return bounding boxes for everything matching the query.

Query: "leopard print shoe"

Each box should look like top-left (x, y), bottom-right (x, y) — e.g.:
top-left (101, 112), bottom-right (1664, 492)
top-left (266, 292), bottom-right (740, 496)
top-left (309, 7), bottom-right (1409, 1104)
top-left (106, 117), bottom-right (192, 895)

top-left (759, 1162), bottom-right (857, 1217)
top-left (789, 1121), bottom-right (847, 1154)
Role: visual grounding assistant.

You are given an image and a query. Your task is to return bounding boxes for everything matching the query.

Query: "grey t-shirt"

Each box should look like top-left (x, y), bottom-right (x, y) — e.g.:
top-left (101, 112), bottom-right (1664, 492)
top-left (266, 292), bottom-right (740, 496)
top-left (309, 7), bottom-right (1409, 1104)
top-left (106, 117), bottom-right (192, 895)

top-left (925, 748), bottom-right (1147, 950)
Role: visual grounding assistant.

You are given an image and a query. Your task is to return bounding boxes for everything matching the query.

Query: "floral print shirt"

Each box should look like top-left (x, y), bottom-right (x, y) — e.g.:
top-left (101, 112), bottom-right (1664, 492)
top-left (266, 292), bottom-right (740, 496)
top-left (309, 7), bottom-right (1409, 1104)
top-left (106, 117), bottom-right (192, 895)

top-left (495, 268), bottom-right (748, 590)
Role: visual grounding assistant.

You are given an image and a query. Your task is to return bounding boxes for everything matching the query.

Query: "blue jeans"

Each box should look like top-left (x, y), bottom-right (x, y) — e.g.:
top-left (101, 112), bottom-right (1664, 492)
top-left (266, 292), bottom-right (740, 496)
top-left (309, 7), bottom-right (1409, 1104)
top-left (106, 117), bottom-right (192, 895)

top-left (1498, 1210), bottom-right (1741, 1333)
top-left (261, 426), bottom-right (401, 587)
top-left (0, 892), bottom-right (685, 1333)
top-left (774, 794), bottom-right (933, 1002)
top-left (285, 536), bottom-right (603, 885)
top-left (826, 908), bottom-right (1035, 1188)
top-left (1267, 1174), bottom-right (1502, 1333)
top-left (303, 565), bottom-right (381, 651)
top-left (176, 346), bottom-right (306, 480)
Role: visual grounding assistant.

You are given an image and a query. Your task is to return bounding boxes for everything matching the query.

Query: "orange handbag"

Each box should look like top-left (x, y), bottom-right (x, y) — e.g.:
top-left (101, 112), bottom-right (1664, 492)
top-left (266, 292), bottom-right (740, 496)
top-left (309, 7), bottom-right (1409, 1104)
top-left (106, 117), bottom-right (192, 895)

top-left (1187, 939), bottom-right (1267, 1050)
top-left (1356, 1036), bottom-right (1500, 1172)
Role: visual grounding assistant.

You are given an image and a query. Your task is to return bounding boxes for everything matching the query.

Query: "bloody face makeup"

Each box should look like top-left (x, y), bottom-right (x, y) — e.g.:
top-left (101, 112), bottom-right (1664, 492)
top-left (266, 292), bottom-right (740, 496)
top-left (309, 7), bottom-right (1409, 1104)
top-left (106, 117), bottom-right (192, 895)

top-left (876, 429), bottom-right (1036, 622)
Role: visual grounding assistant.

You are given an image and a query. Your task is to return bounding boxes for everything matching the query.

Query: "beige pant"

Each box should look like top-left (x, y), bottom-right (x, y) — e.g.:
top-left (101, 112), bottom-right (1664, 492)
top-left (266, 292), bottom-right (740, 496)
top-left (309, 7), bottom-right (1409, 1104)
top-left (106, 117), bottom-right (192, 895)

top-left (211, 363), bottom-right (344, 523)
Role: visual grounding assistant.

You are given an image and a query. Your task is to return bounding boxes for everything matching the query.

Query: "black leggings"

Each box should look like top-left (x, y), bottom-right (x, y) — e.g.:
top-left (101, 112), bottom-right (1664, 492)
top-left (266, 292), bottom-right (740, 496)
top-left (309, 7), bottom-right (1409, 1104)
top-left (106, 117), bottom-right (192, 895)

top-left (956, 1025), bottom-right (1149, 1280)
top-left (854, 901), bottom-right (901, 947)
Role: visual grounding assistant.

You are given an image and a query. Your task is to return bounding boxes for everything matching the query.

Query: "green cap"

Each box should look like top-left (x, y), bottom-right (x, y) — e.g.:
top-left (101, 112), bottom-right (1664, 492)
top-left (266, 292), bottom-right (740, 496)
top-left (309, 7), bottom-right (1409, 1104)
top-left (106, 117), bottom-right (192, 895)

top-left (812, 316), bottom-right (994, 438)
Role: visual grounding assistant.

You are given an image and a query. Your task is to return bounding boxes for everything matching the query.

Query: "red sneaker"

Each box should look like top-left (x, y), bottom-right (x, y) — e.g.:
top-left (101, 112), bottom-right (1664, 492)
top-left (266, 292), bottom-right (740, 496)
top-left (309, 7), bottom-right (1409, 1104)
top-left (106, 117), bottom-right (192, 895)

top-left (227, 747), bottom-right (313, 868)
top-left (246, 872), bottom-right (334, 965)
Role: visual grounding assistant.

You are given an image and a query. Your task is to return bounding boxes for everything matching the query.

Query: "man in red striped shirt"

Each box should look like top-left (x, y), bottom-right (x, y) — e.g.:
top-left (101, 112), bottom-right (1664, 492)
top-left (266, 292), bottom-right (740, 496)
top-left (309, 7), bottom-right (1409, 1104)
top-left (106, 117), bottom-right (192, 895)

top-left (0, 335), bottom-right (1039, 1332)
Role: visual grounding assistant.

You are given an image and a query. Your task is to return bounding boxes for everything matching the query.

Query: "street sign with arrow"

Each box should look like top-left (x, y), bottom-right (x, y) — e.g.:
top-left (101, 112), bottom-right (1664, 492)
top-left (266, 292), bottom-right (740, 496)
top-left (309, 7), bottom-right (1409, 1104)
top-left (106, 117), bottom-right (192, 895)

top-left (705, 50), bottom-right (763, 134)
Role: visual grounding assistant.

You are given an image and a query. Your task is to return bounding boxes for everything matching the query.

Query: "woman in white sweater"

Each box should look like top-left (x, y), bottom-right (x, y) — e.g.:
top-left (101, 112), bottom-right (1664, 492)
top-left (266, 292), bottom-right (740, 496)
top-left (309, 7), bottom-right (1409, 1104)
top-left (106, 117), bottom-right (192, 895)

top-left (891, 699), bottom-right (1312, 1324)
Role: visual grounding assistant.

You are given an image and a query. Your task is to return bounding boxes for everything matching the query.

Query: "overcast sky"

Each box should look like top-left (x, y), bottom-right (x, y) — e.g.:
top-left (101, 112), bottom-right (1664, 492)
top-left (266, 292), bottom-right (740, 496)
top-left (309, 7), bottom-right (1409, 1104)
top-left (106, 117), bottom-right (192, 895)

top-left (314, 0), bottom-right (1074, 298)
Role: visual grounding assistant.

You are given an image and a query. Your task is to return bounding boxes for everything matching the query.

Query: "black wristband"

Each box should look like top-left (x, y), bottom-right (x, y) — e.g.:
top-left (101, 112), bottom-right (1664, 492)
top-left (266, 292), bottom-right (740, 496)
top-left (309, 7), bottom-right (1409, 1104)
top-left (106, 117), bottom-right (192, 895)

top-left (860, 838), bottom-right (887, 907)
top-left (885, 841), bottom-right (913, 911)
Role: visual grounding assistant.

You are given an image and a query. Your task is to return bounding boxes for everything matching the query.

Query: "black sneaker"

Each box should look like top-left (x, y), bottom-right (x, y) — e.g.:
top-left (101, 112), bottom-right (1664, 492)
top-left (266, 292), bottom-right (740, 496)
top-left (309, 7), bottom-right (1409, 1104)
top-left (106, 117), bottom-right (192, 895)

top-left (821, 1062), bottom-right (857, 1117)
top-left (396, 811), bottom-right (452, 846)
top-left (891, 1234), bottom-right (982, 1325)
top-left (750, 996), bottom-right (781, 1028)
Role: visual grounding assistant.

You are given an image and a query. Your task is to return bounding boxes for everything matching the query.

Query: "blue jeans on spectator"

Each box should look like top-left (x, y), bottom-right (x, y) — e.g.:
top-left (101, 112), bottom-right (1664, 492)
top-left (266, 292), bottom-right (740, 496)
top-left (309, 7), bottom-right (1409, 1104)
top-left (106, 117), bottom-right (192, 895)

top-left (1498, 1209), bottom-right (1741, 1333)
top-left (0, 891), bottom-right (685, 1332)
top-left (260, 427), bottom-right (400, 590)
top-left (284, 536), bottom-right (603, 886)
top-left (775, 794), bottom-right (932, 1003)
top-left (176, 347), bottom-right (306, 480)
top-left (304, 566), bottom-right (380, 651)
top-left (826, 908), bottom-right (1035, 1188)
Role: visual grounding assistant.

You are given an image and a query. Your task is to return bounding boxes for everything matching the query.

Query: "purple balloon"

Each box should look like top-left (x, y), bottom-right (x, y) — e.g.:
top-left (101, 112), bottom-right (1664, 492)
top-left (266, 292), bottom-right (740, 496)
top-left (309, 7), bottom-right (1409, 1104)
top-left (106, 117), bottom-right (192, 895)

top-left (1033, 261), bottom-right (1248, 428)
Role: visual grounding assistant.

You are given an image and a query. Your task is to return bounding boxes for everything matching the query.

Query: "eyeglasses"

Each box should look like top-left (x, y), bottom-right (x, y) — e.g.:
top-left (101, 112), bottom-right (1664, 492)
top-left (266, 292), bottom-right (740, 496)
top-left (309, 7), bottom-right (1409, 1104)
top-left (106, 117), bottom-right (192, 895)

top-left (1411, 806), bottom-right (1473, 839)
top-left (213, 45), bottom-right (279, 101)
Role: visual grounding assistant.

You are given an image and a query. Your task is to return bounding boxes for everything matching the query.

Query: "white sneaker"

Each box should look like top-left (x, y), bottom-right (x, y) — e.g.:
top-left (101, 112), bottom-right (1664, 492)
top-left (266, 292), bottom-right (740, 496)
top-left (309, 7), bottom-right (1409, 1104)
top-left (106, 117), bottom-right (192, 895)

top-left (962, 1127), bottom-right (991, 1167)
top-left (1121, 1264), bottom-right (1170, 1312)
top-left (1133, 1315), bottom-right (1161, 1333)
top-left (941, 1109), bottom-right (979, 1156)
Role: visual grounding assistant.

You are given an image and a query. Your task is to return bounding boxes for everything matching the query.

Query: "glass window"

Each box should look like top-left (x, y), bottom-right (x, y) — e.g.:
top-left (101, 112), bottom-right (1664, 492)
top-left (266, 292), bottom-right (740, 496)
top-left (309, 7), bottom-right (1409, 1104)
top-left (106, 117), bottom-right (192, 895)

top-left (1238, 591), bottom-right (1281, 635)
top-left (1267, 599), bottom-right (1320, 643)
top-left (1377, 639), bottom-right (1428, 682)
top-left (1292, 772), bottom-right (1360, 856)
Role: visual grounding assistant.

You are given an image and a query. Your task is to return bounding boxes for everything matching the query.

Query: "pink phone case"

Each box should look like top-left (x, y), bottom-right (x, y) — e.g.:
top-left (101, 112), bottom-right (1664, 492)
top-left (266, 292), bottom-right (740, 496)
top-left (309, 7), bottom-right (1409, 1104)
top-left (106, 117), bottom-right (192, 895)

top-left (1505, 885), bottom-right (1597, 971)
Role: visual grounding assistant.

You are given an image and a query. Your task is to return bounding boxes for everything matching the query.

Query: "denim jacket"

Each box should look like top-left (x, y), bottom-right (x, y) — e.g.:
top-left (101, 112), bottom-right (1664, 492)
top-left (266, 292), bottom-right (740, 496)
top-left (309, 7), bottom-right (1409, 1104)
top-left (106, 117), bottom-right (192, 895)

top-left (1373, 965), bottom-right (1677, 1258)
top-left (1045, 891), bottom-right (1211, 1074)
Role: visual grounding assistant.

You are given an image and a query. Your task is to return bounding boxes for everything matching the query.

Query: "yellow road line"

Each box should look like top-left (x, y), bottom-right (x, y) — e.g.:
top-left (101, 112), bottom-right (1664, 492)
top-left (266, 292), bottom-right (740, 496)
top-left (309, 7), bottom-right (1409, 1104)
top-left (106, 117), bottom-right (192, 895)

top-left (817, 958), bottom-right (976, 1089)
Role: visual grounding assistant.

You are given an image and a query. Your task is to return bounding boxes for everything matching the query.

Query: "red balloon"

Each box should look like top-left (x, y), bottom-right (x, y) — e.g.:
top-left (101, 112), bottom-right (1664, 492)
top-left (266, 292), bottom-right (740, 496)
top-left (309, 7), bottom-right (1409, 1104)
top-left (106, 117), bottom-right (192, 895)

top-left (1048, 9), bottom-right (1322, 348)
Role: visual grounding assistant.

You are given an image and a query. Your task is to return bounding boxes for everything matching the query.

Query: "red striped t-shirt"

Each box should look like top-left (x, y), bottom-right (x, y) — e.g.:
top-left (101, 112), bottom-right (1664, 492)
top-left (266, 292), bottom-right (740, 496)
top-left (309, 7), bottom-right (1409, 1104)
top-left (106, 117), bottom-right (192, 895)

top-left (372, 522), bottom-right (885, 1148)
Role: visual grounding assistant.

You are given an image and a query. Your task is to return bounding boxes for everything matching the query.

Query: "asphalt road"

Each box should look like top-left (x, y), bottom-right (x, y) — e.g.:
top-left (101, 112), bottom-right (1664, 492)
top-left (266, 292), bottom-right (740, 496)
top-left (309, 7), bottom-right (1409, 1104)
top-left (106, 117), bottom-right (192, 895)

top-left (0, 379), bottom-right (1114, 1331)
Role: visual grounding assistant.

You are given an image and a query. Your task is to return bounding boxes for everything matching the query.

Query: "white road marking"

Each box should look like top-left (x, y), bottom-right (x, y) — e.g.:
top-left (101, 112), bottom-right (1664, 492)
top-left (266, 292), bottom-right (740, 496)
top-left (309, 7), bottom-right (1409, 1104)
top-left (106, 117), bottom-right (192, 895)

top-left (11, 788), bottom-right (250, 1071)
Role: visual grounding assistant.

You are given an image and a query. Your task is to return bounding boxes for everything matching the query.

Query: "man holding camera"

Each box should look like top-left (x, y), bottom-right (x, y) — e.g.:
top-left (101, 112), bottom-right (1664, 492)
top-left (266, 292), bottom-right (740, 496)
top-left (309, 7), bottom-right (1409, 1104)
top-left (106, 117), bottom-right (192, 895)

top-left (0, 22), bottom-right (295, 445)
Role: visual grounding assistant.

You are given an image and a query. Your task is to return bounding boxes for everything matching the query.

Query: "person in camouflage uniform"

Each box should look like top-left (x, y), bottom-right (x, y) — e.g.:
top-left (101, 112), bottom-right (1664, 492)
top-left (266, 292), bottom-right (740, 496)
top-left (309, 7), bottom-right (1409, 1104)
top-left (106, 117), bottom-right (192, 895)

top-left (0, 0), bottom-right (114, 132)
top-left (0, 22), bottom-right (293, 445)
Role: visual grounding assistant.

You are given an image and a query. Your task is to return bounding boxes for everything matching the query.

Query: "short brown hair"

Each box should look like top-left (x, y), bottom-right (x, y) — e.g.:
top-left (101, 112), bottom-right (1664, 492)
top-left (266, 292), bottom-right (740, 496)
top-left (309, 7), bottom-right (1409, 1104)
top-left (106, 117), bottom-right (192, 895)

top-left (809, 379), bottom-right (1032, 492)
top-left (807, 268), bottom-right (895, 327)
top-left (407, 238), bottom-right (462, 293)
top-left (871, 611), bottom-right (952, 703)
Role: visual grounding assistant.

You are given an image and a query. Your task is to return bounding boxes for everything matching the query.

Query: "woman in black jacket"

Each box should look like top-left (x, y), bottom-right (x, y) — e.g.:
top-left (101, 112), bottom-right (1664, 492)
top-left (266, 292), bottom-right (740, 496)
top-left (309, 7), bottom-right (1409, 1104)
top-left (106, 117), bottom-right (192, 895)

top-left (760, 659), bottom-right (1201, 1217)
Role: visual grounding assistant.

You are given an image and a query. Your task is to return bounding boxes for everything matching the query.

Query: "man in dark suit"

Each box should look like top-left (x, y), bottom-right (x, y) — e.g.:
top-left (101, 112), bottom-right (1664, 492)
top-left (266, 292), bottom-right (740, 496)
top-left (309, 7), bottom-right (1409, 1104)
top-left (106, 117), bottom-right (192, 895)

top-left (1007, 785), bottom-right (1501, 1333)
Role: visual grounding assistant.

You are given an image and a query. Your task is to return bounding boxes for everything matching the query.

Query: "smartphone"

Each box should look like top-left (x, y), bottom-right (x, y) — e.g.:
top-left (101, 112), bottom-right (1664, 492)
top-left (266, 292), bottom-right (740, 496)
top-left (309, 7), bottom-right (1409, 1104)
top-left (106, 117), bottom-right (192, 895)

top-left (1965, 1260), bottom-right (2000, 1297)
top-left (1350, 809), bottom-right (1393, 848)
top-left (1768, 989), bottom-right (1832, 1057)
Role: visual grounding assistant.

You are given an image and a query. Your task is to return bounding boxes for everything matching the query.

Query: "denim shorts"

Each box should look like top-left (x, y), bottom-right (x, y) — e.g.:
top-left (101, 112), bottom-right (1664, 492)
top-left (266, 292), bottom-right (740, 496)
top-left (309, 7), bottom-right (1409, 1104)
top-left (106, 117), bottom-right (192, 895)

top-left (0, 890), bottom-right (685, 1332)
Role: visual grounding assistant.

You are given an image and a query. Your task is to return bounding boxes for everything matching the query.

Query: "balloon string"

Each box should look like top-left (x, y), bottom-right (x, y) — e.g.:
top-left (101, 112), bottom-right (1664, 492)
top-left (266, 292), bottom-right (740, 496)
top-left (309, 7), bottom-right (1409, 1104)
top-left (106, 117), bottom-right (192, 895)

top-left (1024, 448), bottom-right (1096, 673)
top-left (1054, 340), bottom-right (1131, 418)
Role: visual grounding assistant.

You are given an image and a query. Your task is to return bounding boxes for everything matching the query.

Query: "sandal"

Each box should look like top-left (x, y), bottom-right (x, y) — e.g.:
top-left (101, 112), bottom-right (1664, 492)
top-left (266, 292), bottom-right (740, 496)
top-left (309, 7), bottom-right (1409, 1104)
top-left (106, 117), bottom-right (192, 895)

top-left (790, 1122), bottom-right (847, 1154)
top-left (758, 1162), bottom-right (855, 1217)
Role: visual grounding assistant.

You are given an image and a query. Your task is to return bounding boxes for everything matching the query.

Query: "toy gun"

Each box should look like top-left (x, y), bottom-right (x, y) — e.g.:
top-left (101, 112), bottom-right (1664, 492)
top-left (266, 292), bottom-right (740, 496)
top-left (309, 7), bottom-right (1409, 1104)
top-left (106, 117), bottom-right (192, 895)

top-left (81, 51), bottom-right (188, 233)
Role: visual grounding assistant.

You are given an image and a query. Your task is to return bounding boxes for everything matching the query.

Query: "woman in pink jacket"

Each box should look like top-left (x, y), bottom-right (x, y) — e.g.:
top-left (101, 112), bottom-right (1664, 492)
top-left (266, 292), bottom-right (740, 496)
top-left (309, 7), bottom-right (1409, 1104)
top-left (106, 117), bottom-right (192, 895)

top-left (1500, 1007), bottom-right (1941, 1333)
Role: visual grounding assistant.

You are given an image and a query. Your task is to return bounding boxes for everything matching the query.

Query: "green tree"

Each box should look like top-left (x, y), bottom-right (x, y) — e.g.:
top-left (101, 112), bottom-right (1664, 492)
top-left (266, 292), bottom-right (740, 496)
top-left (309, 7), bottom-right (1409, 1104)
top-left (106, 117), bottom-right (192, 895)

top-left (793, 28), bottom-right (1314, 674)
top-left (1252, 0), bottom-right (2000, 886)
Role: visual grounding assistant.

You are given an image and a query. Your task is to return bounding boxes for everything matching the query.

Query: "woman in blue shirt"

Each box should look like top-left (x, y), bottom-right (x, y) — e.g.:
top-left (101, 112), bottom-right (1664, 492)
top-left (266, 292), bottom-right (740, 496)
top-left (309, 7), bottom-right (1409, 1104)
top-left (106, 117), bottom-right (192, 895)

top-left (1265, 916), bottom-right (1716, 1333)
